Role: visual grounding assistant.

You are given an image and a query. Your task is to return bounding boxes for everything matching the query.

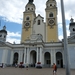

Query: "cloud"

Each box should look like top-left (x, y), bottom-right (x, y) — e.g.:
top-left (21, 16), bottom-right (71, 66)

top-left (6, 31), bottom-right (21, 44)
top-left (0, 0), bottom-right (25, 23)
top-left (7, 31), bottom-right (21, 38)
top-left (0, 0), bottom-right (75, 23)
top-left (6, 37), bottom-right (20, 44)
top-left (58, 35), bottom-right (63, 41)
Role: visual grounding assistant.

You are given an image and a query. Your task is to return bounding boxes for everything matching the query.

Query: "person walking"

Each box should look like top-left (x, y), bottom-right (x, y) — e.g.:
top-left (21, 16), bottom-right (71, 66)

top-left (53, 63), bottom-right (57, 75)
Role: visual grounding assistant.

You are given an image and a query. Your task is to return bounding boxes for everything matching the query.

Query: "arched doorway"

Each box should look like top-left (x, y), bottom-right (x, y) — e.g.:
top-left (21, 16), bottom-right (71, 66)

top-left (44, 52), bottom-right (51, 67)
top-left (13, 52), bottom-right (19, 65)
top-left (56, 52), bottom-right (63, 68)
top-left (30, 50), bottom-right (36, 67)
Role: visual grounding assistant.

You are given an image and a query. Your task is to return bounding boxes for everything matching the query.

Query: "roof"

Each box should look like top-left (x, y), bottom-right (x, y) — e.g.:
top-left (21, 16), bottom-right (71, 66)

top-left (0, 30), bottom-right (7, 34)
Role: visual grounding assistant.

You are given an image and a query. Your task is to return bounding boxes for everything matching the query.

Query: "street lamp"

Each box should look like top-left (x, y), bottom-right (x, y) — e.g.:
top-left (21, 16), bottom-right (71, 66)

top-left (60, 0), bottom-right (71, 75)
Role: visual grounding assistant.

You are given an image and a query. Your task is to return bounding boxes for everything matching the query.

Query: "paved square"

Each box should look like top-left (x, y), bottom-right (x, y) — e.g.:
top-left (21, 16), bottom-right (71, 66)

top-left (0, 67), bottom-right (75, 75)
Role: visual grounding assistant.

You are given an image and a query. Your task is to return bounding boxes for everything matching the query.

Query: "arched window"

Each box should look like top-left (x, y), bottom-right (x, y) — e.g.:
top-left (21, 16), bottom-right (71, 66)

top-left (28, 8), bottom-right (30, 10)
top-left (49, 12), bottom-right (53, 17)
top-left (26, 17), bottom-right (29, 20)
top-left (0, 35), bottom-right (2, 37)
top-left (73, 28), bottom-right (75, 31)
top-left (38, 20), bottom-right (40, 25)
top-left (32, 8), bottom-right (33, 10)
top-left (50, 4), bottom-right (52, 6)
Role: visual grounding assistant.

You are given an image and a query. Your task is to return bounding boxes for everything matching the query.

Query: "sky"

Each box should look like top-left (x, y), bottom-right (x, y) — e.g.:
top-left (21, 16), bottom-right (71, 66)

top-left (0, 0), bottom-right (75, 44)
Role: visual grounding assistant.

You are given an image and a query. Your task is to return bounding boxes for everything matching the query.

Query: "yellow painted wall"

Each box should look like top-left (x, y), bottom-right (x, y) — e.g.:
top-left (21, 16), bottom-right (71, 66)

top-left (21, 12), bottom-right (36, 43)
top-left (46, 7), bottom-right (58, 42)
top-left (46, 25), bottom-right (58, 42)
top-left (21, 28), bottom-right (31, 43)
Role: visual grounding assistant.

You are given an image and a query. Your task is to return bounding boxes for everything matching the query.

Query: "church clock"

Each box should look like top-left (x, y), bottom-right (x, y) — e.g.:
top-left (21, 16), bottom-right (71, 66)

top-left (24, 21), bottom-right (31, 30)
top-left (48, 18), bottom-right (55, 28)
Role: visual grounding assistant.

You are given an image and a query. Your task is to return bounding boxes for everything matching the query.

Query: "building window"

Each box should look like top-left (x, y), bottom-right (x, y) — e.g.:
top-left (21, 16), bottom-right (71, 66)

top-left (50, 4), bottom-right (52, 6)
top-left (73, 28), bottom-right (75, 31)
top-left (32, 8), bottom-right (33, 10)
top-left (49, 13), bottom-right (53, 17)
top-left (46, 60), bottom-right (50, 64)
top-left (38, 20), bottom-right (40, 25)
top-left (57, 60), bottom-right (60, 65)
top-left (26, 17), bottom-right (29, 20)
top-left (0, 35), bottom-right (2, 37)
top-left (4, 35), bottom-right (6, 38)
top-left (28, 8), bottom-right (30, 10)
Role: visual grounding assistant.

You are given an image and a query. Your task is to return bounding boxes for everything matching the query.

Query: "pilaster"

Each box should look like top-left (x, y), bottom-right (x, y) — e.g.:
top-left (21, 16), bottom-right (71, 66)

top-left (24, 48), bottom-right (26, 64)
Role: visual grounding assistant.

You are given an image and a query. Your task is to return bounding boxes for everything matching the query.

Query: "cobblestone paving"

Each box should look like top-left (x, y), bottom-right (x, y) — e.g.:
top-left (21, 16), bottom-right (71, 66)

top-left (0, 67), bottom-right (75, 75)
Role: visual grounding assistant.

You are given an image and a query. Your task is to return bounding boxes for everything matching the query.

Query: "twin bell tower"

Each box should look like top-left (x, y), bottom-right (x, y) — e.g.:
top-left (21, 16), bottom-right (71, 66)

top-left (21, 0), bottom-right (58, 43)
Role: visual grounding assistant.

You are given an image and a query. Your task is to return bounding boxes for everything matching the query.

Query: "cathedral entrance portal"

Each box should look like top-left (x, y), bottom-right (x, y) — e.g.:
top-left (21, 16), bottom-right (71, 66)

top-left (30, 50), bottom-right (36, 67)
top-left (56, 52), bottom-right (63, 68)
top-left (13, 52), bottom-right (19, 66)
top-left (44, 52), bottom-right (51, 67)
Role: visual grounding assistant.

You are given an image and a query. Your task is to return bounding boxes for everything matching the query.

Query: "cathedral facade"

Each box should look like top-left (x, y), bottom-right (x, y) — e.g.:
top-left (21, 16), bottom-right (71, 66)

top-left (0, 0), bottom-right (75, 69)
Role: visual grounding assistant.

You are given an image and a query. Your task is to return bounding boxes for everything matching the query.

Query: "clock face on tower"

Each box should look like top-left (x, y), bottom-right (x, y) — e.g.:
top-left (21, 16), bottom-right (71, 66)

top-left (48, 18), bottom-right (55, 25)
top-left (48, 18), bottom-right (55, 28)
top-left (24, 21), bottom-right (31, 30)
top-left (25, 22), bottom-right (30, 27)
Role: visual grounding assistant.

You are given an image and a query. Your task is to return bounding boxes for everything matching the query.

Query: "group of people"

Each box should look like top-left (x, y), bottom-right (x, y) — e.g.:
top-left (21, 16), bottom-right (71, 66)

top-left (15, 62), bottom-right (57, 74)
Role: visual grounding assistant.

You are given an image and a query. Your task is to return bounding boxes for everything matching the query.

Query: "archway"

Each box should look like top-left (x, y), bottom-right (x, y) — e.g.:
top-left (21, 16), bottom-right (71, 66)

top-left (56, 52), bottom-right (63, 68)
top-left (13, 52), bottom-right (19, 65)
top-left (30, 50), bottom-right (36, 67)
top-left (44, 52), bottom-right (51, 67)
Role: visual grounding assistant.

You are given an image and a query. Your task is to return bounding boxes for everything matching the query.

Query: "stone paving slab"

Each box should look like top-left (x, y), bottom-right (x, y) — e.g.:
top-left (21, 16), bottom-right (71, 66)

top-left (0, 67), bottom-right (75, 75)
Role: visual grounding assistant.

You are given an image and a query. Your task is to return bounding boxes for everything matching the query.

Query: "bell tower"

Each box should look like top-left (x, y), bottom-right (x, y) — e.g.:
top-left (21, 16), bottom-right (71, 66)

top-left (21, 0), bottom-right (36, 43)
top-left (45, 0), bottom-right (58, 42)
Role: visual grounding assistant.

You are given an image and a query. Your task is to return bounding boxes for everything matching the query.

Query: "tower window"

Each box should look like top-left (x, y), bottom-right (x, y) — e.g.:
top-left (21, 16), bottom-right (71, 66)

top-left (0, 35), bottom-right (2, 37)
top-left (28, 8), bottom-right (30, 10)
top-left (37, 20), bottom-right (41, 25)
top-left (73, 28), bottom-right (75, 31)
top-left (50, 4), bottom-right (52, 6)
top-left (4, 35), bottom-right (6, 38)
top-left (32, 8), bottom-right (33, 10)
top-left (49, 13), bottom-right (53, 17)
top-left (26, 17), bottom-right (29, 20)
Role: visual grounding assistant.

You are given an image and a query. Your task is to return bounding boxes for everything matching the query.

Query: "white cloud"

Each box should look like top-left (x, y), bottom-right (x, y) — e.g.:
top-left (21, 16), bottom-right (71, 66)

top-left (6, 37), bottom-right (20, 44)
top-left (0, 0), bottom-right (75, 23)
top-left (58, 35), bottom-right (63, 41)
top-left (6, 31), bottom-right (21, 44)
top-left (7, 31), bottom-right (21, 38)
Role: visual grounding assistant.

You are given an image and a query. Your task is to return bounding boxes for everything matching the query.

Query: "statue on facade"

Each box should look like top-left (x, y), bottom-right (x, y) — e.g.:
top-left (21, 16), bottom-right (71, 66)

top-left (29, 0), bottom-right (34, 3)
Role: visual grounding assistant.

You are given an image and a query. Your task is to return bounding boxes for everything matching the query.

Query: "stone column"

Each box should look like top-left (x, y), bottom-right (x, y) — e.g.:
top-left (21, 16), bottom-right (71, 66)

top-left (18, 51), bottom-right (20, 64)
top-left (27, 47), bottom-right (30, 64)
top-left (37, 47), bottom-right (38, 63)
top-left (51, 49), bottom-right (54, 66)
top-left (38, 47), bottom-right (40, 62)
top-left (51, 49), bottom-right (56, 67)
top-left (20, 51), bottom-right (23, 62)
top-left (40, 47), bottom-right (42, 64)
top-left (54, 49), bottom-right (56, 64)
top-left (24, 48), bottom-right (26, 64)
